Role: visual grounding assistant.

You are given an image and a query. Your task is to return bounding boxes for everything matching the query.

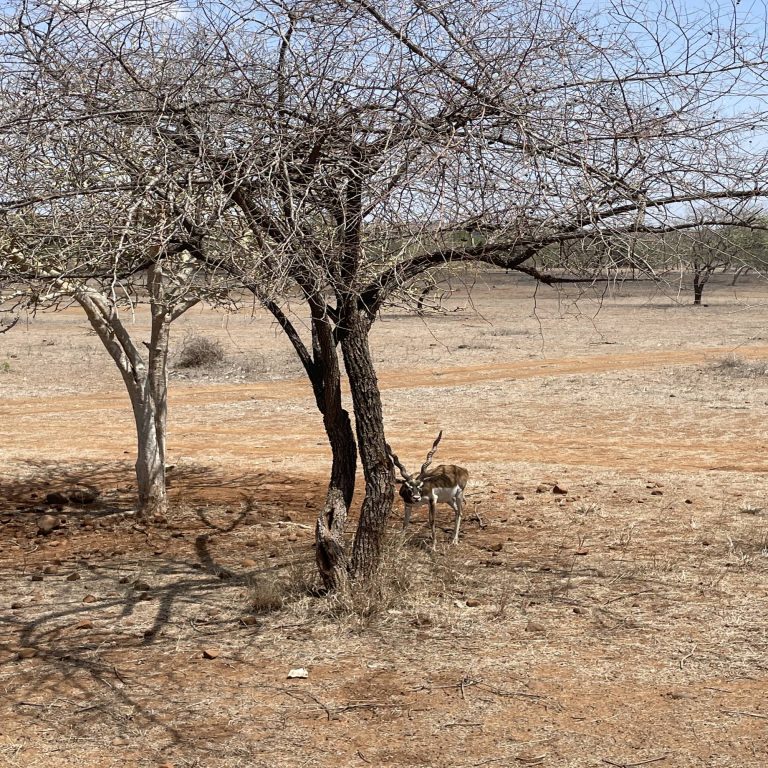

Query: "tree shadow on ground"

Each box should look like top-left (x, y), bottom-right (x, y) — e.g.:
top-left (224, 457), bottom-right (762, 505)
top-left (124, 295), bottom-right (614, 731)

top-left (0, 458), bottom-right (327, 515)
top-left (0, 465), bottom-right (322, 754)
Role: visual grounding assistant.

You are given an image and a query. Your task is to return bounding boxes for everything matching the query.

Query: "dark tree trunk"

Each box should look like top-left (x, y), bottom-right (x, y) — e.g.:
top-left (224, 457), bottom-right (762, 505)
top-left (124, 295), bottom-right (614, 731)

top-left (693, 272), bottom-right (704, 305)
top-left (340, 307), bottom-right (394, 582)
top-left (263, 298), bottom-right (358, 591)
top-left (311, 315), bottom-right (357, 591)
top-left (692, 262), bottom-right (716, 306)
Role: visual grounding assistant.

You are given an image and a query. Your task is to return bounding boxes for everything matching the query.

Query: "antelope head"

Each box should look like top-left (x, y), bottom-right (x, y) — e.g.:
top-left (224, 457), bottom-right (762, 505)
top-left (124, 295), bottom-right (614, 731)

top-left (386, 430), bottom-right (443, 504)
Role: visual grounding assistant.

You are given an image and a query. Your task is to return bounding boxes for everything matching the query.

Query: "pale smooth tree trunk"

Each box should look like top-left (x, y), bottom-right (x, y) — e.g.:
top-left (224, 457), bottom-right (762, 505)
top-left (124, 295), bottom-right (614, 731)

top-left (130, 381), bottom-right (168, 519)
top-left (74, 265), bottom-right (197, 520)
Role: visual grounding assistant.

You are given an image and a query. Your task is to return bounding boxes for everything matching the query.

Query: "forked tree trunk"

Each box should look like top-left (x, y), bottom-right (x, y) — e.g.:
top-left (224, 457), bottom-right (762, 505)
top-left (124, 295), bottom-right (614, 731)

top-left (263, 298), bottom-right (358, 591)
top-left (311, 316), bottom-right (357, 591)
top-left (692, 262), bottom-right (716, 306)
top-left (340, 308), bottom-right (394, 582)
top-left (74, 264), bottom-right (196, 521)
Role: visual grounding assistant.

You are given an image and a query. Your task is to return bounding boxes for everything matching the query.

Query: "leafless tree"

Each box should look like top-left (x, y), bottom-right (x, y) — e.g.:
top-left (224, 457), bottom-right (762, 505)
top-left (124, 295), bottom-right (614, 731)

top-left (3, 0), bottom-right (768, 583)
top-left (0, 3), bottom-right (239, 518)
top-left (669, 220), bottom-right (768, 303)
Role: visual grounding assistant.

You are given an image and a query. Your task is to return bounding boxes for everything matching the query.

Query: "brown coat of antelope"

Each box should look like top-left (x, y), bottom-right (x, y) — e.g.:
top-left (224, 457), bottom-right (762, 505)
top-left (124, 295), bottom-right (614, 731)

top-left (386, 431), bottom-right (469, 549)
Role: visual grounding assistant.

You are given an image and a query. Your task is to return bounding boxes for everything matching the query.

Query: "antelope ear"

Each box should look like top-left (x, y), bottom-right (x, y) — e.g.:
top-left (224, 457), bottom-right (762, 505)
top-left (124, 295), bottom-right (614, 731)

top-left (394, 478), bottom-right (405, 485)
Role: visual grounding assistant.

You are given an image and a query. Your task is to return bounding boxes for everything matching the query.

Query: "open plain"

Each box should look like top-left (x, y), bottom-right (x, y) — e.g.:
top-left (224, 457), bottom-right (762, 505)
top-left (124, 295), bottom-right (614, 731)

top-left (1, 272), bottom-right (768, 767)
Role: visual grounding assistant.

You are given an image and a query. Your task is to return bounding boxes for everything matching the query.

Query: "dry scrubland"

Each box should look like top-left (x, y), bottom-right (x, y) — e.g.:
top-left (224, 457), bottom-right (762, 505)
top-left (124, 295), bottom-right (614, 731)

top-left (2, 272), bottom-right (768, 768)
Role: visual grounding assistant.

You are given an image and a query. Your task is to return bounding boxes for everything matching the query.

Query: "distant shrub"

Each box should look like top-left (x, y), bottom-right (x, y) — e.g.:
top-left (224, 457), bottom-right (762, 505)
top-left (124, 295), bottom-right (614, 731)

top-left (710, 354), bottom-right (768, 379)
top-left (177, 335), bottom-right (225, 369)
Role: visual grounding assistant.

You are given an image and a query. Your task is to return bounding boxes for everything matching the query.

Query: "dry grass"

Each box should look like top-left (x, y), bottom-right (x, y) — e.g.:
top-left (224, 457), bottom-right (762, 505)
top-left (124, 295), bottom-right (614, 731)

top-left (3, 474), bottom-right (768, 767)
top-left (709, 353), bottom-right (768, 378)
top-left (176, 334), bottom-right (226, 369)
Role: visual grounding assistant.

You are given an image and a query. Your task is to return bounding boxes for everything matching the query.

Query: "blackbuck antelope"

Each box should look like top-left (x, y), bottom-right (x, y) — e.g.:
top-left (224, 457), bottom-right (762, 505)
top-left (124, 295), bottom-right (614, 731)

top-left (386, 431), bottom-right (469, 548)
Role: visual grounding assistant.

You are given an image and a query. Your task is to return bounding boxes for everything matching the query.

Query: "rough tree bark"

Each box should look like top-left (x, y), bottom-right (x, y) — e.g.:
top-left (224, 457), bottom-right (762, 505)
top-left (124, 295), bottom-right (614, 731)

top-left (340, 307), bottom-right (394, 582)
top-left (262, 297), bottom-right (357, 590)
top-left (312, 315), bottom-right (357, 591)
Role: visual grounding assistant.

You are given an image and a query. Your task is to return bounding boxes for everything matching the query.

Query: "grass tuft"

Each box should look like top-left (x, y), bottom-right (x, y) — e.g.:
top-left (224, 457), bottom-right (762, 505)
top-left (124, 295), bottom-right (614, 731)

top-left (709, 354), bottom-right (768, 378)
top-left (177, 335), bottom-right (226, 369)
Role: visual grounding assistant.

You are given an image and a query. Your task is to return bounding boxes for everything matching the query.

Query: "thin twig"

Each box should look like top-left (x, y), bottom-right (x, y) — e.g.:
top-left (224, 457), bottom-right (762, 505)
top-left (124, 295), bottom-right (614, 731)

top-left (722, 709), bottom-right (768, 720)
top-left (602, 589), bottom-right (653, 606)
top-left (679, 644), bottom-right (697, 670)
top-left (112, 666), bottom-right (128, 685)
top-left (602, 755), bottom-right (669, 767)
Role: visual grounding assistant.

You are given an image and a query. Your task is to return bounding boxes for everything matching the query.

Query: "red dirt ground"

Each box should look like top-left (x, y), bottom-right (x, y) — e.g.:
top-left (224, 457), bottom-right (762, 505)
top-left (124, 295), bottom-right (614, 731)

top-left (2, 273), bottom-right (768, 767)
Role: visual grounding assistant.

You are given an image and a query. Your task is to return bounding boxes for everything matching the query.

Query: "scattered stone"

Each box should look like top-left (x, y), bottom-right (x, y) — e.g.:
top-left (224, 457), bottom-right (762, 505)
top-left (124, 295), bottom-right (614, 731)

top-left (574, 549), bottom-right (589, 556)
top-left (65, 572), bottom-right (81, 582)
top-left (82, 594), bottom-right (98, 603)
top-left (287, 667), bottom-right (309, 679)
top-left (535, 484), bottom-right (550, 493)
top-left (685, 499), bottom-right (693, 504)
top-left (45, 491), bottom-right (69, 505)
top-left (667, 690), bottom-right (696, 701)
top-left (488, 542), bottom-right (504, 552)
top-left (240, 615), bottom-right (258, 626)
top-left (111, 737), bottom-right (128, 747)
top-left (525, 620), bottom-right (546, 633)
top-left (465, 598), bottom-right (482, 607)
top-left (118, 576), bottom-right (130, 584)
top-left (74, 619), bottom-right (94, 630)
top-left (11, 602), bottom-right (23, 610)
top-left (36, 514), bottom-right (60, 535)
top-left (30, 573), bottom-right (43, 582)
top-left (202, 647), bottom-right (221, 659)
top-left (650, 489), bottom-right (663, 496)
top-left (69, 488), bottom-right (98, 505)
top-left (552, 484), bottom-right (568, 495)
top-left (132, 580), bottom-right (151, 592)
top-left (573, 607), bottom-right (586, 614)
top-left (16, 647), bottom-right (37, 660)
top-left (514, 493), bottom-right (525, 500)
top-left (411, 613), bottom-right (432, 627)
top-left (42, 565), bottom-right (58, 575)
top-left (241, 558), bottom-right (257, 568)
top-left (516, 751), bottom-right (546, 764)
